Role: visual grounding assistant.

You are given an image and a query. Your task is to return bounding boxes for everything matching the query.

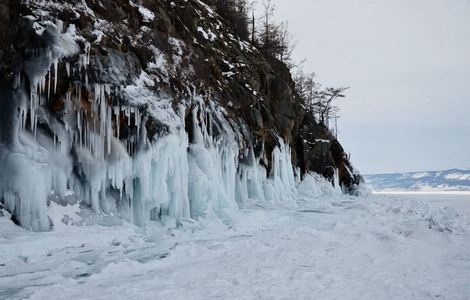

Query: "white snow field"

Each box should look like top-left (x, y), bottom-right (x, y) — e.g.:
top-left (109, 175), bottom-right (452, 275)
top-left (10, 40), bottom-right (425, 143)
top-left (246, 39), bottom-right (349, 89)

top-left (1, 184), bottom-right (470, 300)
top-left (376, 191), bottom-right (470, 214)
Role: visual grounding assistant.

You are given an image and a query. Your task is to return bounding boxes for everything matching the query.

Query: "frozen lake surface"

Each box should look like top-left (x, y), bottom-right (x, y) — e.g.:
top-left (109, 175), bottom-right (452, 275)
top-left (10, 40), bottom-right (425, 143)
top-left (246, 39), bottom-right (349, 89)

top-left (375, 192), bottom-right (470, 214)
top-left (1, 190), bottom-right (470, 300)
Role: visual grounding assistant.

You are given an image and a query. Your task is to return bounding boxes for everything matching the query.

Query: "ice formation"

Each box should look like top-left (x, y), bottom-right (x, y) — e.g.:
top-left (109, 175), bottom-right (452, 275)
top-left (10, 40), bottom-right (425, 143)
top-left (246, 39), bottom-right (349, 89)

top-left (0, 18), bottom-right (343, 231)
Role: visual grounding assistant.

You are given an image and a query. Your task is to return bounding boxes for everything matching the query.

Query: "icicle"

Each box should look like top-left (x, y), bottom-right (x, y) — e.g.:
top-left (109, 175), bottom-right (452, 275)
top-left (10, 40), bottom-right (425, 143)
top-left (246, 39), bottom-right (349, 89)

top-left (84, 120), bottom-right (88, 151)
top-left (77, 109), bottom-right (82, 147)
top-left (53, 59), bottom-right (58, 94)
top-left (99, 84), bottom-right (107, 148)
top-left (77, 83), bottom-right (82, 107)
top-left (107, 106), bottom-right (112, 155)
top-left (41, 75), bottom-right (46, 95)
top-left (105, 84), bottom-right (110, 95)
top-left (135, 109), bottom-right (140, 140)
top-left (114, 106), bottom-right (120, 139)
top-left (333, 168), bottom-right (342, 193)
top-left (65, 62), bottom-right (70, 77)
top-left (13, 72), bottom-right (21, 89)
top-left (29, 79), bottom-right (39, 133)
top-left (86, 42), bottom-right (91, 65)
top-left (47, 68), bottom-right (51, 100)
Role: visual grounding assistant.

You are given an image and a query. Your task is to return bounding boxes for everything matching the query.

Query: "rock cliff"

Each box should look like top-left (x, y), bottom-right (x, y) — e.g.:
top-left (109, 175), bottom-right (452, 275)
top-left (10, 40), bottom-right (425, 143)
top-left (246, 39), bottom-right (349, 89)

top-left (0, 0), bottom-right (362, 230)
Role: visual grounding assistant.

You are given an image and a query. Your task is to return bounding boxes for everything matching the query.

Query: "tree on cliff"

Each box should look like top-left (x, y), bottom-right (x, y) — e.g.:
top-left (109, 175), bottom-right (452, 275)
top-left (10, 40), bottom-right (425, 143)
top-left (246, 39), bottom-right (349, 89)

top-left (294, 67), bottom-right (348, 129)
top-left (256, 0), bottom-right (295, 64)
top-left (215, 0), bottom-right (252, 41)
top-left (215, 0), bottom-right (348, 132)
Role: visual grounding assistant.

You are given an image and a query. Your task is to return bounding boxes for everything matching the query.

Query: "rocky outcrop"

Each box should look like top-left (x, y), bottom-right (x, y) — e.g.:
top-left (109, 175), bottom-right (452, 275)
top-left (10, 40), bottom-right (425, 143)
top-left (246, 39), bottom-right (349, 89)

top-left (0, 0), bottom-right (362, 230)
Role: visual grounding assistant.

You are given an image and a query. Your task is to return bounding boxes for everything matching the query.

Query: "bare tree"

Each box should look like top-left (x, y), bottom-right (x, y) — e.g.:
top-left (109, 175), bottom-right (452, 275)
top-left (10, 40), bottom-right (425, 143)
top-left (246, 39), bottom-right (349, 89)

top-left (277, 21), bottom-right (296, 65)
top-left (317, 87), bottom-right (348, 125)
top-left (294, 64), bottom-right (348, 129)
top-left (294, 65), bottom-right (319, 109)
top-left (215, 0), bottom-right (253, 41)
top-left (256, 0), bottom-right (295, 63)
top-left (259, 0), bottom-right (276, 51)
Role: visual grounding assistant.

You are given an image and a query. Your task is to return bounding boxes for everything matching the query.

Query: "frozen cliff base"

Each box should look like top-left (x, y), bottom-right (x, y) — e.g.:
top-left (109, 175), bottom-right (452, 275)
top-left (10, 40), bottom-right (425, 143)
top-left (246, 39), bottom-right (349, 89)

top-left (1, 186), bottom-right (469, 300)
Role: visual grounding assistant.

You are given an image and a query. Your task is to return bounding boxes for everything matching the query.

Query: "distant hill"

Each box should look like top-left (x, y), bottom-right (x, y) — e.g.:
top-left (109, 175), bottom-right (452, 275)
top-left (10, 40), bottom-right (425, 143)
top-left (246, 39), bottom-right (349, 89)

top-left (364, 169), bottom-right (470, 192)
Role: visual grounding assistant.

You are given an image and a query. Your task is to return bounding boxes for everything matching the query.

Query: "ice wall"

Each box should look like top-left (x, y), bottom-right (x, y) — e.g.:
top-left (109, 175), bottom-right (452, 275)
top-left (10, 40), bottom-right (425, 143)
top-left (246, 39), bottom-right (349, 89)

top-left (0, 20), bottom-right (338, 231)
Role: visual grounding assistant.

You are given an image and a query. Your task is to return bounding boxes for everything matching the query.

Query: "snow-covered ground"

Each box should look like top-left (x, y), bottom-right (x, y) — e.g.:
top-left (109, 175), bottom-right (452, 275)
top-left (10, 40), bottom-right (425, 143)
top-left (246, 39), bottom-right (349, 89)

top-left (1, 189), bottom-right (470, 300)
top-left (376, 191), bottom-right (470, 214)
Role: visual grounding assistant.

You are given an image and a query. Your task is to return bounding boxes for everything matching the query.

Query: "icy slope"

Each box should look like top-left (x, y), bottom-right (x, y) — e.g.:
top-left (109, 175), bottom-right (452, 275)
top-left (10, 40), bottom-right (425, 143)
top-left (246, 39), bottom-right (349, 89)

top-left (0, 184), bottom-right (469, 300)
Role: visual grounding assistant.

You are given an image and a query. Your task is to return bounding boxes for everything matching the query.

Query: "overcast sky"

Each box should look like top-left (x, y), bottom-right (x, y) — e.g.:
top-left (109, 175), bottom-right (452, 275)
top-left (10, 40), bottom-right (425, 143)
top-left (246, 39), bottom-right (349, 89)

top-left (256, 0), bottom-right (470, 174)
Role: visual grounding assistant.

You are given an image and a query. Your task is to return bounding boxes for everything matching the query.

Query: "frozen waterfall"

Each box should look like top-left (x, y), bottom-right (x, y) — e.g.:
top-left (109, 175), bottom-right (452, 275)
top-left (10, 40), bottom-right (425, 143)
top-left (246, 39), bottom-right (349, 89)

top-left (0, 21), bottom-right (339, 231)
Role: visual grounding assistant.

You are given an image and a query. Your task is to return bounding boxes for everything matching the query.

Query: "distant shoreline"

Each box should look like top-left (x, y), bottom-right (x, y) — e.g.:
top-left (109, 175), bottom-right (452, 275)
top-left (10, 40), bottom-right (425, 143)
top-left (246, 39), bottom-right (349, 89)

top-left (373, 191), bottom-right (470, 195)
